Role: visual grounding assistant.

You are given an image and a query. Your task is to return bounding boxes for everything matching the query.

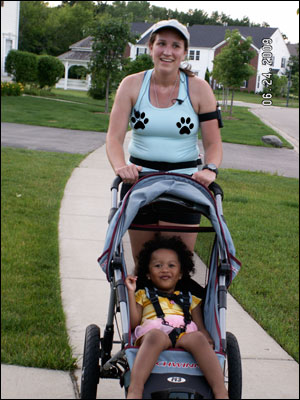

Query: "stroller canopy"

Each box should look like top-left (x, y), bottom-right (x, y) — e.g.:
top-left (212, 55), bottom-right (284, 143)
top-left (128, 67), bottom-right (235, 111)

top-left (98, 173), bottom-right (240, 283)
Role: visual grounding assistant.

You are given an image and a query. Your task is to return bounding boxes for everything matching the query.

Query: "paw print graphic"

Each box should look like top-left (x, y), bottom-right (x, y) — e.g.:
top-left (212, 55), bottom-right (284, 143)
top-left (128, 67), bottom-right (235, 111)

top-left (131, 109), bottom-right (149, 130)
top-left (176, 117), bottom-right (194, 135)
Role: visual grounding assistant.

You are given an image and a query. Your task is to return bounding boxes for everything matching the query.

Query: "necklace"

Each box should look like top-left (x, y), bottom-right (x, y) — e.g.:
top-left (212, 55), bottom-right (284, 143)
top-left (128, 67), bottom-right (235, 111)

top-left (153, 72), bottom-right (179, 108)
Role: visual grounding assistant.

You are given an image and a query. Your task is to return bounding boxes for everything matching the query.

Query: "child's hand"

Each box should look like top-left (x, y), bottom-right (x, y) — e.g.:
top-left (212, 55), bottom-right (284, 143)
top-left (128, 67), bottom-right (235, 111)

top-left (125, 275), bottom-right (137, 292)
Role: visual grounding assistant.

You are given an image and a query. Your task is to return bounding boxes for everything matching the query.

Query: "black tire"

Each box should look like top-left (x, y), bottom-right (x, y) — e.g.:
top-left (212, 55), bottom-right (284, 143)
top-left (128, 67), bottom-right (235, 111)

top-left (81, 324), bottom-right (101, 399)
top-left (226, 331), bottom-right (242, 399)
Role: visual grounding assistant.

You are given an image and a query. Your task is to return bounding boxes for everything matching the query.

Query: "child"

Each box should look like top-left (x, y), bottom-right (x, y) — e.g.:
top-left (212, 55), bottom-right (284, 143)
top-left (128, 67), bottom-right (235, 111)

top-left (125, 235), bottom-right (229, 399)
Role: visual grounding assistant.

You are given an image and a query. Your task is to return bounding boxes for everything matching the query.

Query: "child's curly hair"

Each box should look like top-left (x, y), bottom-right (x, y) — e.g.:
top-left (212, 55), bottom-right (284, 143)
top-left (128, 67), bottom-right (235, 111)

top-left (135, 234), bottom-right (195, 289)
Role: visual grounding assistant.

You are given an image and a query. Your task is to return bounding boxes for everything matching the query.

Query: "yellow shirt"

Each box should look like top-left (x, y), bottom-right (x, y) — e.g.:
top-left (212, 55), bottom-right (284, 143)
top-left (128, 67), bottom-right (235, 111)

top-left (135, 289), bottom-right (201, 325)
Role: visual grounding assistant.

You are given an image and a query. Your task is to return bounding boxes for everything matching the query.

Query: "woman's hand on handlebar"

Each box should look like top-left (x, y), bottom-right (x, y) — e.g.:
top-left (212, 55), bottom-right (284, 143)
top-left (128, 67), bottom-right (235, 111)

top-left (191, 169), bottom-right (217, 188)
top-left (115, 164), bottom-right (142, 184)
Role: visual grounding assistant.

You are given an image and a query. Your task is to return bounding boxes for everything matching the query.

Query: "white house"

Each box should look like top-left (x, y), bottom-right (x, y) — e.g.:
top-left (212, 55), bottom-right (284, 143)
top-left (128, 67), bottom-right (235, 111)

top-left (56, 22), bottom-right (294, 93)
top-left (133, 23), bottom-right (292, 93)
top-left (1, 0), bottom-right (20, 81)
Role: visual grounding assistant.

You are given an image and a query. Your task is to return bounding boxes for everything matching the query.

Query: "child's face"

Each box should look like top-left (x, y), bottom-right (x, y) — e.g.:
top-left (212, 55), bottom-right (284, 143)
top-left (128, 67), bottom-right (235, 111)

top-left (147, 248), bottom-right (182, 293)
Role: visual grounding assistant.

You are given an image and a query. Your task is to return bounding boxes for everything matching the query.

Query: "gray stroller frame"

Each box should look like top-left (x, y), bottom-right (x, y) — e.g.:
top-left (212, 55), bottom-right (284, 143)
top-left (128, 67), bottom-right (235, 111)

top-left (81, 172), bottom-right (242, 399)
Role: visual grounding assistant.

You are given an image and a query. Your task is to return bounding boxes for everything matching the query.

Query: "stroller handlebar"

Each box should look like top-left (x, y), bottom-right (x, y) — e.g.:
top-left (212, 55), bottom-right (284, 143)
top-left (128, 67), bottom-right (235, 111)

top-left (109, 174), bottom-right (224, 223)
top-left (111, 174), bottom-right (223, 199)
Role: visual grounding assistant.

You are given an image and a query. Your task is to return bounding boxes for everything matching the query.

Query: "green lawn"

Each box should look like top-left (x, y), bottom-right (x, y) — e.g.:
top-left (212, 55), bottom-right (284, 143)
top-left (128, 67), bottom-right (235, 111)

top-left (1, 147), bottom-right (85, 369)
top-left (218, 170), bottom-right (299, 362)
top-left (220, 107), bottom-right (292, 148)
top-left (214, 89), bottom-right (299, 108)
top-left (1, 95), bottom-right (110, 132)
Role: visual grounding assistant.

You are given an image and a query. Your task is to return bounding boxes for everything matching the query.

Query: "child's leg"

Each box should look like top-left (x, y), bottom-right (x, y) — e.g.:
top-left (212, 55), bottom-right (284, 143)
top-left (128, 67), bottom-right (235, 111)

top-left (127, 329), bottom-right (171, 399)
top-left (176, 331), bottom-right (228, 399)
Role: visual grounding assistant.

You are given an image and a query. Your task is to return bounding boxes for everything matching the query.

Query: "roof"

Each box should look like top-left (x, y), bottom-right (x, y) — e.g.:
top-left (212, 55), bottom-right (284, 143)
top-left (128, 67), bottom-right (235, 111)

top-left (69, 36), bottom-right (93, 49)
top-left (57, 50), bottom-right (92, 61)
top-left (137, 23), bottom-right (278, 49)
top-left (287, 43), bottom-right (299, 57)
top-left (57, 23), bottom-right (280, 62)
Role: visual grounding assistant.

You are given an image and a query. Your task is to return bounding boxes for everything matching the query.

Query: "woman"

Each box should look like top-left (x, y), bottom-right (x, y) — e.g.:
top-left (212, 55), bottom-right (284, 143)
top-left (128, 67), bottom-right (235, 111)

top-left (106, 19), bottom-right (222, 262)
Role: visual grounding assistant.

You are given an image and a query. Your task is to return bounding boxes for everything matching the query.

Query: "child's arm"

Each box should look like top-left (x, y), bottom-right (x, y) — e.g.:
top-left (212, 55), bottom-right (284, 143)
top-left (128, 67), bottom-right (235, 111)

top-left (125, 275), bottom-right (143, 330)
top-left (191, 303), bottom-right (214, 348)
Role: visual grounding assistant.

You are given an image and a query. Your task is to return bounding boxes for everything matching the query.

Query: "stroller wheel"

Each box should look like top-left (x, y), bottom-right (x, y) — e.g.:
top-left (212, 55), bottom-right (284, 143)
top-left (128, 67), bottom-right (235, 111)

top-left (81, 324), bottom-right (101, 399)
top-left (225, 331), bottom-right (242, 399)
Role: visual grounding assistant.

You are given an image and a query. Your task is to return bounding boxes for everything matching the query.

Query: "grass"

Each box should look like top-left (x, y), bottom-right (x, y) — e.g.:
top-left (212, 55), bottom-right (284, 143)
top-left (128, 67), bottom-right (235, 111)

top-left (196, 170), bottom-right (299, 362)
top-left (214, 89), bottom-right (299, 108)
top-left (219, 106), bottom-right (292, 148)
top-left (1, 95), bottom-right (110, 132)
top-left (1, 147), bottom-right (85, 369)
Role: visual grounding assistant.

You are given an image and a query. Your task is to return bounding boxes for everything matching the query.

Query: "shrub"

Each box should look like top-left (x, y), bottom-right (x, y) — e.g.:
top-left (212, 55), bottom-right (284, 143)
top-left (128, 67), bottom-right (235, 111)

top-left (37, 56), bottom-right (64, 88)
top-left (5, 50), bottom-right (38, 84)
top-left (88, 70), bottom-right (107, 100)
top-left (122, 54), bottom-right (154, 77)
top-left (1, 81), bottom-right (24, 96)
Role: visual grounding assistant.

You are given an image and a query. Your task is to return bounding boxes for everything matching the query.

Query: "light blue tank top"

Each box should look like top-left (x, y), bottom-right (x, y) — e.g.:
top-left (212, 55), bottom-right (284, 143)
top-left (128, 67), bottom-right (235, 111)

top-left (128, 69), bottom-right (200, 174)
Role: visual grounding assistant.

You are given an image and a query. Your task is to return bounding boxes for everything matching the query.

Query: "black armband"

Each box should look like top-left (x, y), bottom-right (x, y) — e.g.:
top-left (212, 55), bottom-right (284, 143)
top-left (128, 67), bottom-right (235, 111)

top-left (198, 103), bottom-right (223, 128)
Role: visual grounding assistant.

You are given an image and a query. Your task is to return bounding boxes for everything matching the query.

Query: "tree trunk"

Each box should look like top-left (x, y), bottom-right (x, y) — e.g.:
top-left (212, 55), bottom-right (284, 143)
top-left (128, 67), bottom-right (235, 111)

top-left (105, 74), bottom-right (110, 113)
top-left (230, 89), bottom-right (234, 116)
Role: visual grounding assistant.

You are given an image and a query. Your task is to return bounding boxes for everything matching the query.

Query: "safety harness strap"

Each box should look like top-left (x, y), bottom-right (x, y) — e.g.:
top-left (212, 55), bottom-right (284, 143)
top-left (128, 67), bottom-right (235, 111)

top-left (144, 287), bottom-right (192, 347)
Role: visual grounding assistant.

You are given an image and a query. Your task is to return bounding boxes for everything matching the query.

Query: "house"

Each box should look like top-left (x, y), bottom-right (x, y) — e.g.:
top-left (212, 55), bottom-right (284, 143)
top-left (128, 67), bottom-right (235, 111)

top-left (56, 22), bottom-right (293, 93)
top-left (1, 0), bottom-right (20, 82)
top-left (133, 23), bottom-right (291, 93)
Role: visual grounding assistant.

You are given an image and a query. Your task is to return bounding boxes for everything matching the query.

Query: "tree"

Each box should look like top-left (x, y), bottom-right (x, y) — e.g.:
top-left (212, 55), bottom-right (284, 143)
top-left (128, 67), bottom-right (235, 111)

top-left (19, 1), bottom-right (94, 56)
top-left (212, 29), bottom-right (256, 115)
top-left (19, 1), bottom-right (50, 54)
top-left (88, 16), bottom-right (136, 112)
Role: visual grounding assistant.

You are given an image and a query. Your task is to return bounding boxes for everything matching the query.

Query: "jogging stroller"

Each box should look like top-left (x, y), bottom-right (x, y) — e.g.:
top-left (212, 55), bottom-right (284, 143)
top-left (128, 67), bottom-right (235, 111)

top-left (80, 172), bottom-right (242, 399)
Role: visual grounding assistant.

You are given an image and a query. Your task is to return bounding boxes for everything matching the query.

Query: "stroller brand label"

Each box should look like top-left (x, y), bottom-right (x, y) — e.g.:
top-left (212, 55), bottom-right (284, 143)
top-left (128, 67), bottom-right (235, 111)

top-left (167, 377), bottom-right (186, 383)
top-left (156, 361), bottom-right (199, 369)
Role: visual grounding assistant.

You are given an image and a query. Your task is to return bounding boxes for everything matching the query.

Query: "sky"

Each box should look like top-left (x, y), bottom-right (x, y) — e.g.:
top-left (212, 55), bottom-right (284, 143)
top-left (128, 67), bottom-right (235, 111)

top-left (47, 1), bottom-right (299, 43)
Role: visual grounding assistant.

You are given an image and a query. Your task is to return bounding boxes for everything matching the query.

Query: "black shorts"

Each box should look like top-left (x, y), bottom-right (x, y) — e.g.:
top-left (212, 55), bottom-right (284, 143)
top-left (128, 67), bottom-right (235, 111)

top-left (120, 183), bottom-right (201, 225)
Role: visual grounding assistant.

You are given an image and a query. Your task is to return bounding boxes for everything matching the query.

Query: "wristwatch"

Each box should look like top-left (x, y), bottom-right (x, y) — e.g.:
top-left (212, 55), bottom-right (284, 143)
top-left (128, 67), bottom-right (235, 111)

top-left (202, 163), bottom-right (218, 176)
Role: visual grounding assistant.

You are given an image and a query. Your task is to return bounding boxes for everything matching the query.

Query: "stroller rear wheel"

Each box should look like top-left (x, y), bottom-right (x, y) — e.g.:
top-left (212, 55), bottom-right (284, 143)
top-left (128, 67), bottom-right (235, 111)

top-left (225, 331), bottom-right (242, 399)
top-left (81, 324), bottom-right (101, 399)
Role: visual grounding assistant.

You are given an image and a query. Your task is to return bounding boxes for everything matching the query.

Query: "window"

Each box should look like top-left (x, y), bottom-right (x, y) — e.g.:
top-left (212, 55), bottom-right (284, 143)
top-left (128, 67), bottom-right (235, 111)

top-left (189, 50), bottom-right (200, 61)
top-left (136, 47), bottom-right (147, 57)
top-left (4, 39), bottom-right (13, 72)
top-left (281, 58), bottom-right (286, 68)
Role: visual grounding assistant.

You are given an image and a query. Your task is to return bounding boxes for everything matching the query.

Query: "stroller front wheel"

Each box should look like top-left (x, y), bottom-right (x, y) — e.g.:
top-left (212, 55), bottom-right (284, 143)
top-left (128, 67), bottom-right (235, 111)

top-left (225, 331), bottom-right (242, 399)
top-left (81, 324), bottom-right (101, 399)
